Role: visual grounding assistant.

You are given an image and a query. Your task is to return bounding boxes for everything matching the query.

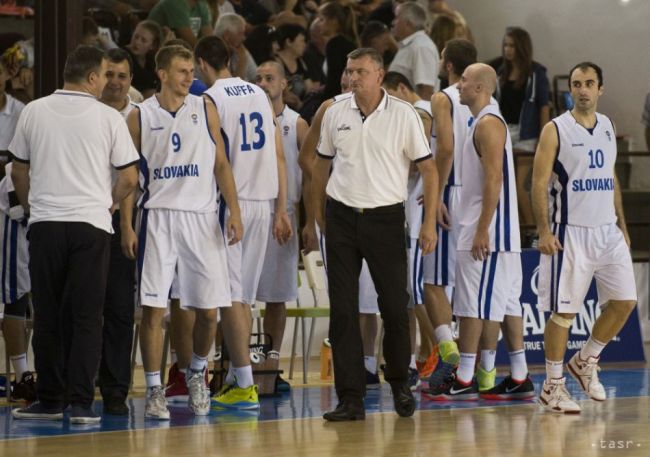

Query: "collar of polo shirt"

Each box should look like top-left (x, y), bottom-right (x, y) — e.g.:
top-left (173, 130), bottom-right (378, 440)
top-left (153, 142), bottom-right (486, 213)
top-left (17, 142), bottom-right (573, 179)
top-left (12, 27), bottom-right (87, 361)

top-left (399, 29), bottom-right (427, 47)
top-left (350, 88), bottom-right (389, 114)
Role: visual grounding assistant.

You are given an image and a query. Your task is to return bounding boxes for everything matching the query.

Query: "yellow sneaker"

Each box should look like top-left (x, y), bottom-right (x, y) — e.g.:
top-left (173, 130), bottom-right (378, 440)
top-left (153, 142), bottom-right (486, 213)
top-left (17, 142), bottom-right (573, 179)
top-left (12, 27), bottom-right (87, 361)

top-left (211, 384), bottom-right (260, 410)
top-left (476, 366), bottom-right (496, 392)
top-left (438, 340), bottom-right (460, 365)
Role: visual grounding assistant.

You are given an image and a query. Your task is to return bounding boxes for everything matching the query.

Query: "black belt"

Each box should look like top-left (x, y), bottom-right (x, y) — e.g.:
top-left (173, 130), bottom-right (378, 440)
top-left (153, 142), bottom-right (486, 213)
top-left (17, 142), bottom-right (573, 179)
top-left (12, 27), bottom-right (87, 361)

top-left (329, 198), bottom-right (404, 214)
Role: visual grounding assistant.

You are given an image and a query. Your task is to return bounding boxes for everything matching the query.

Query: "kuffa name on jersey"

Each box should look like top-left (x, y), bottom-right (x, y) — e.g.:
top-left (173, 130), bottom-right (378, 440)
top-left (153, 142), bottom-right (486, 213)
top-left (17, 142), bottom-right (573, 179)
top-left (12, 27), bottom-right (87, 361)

top-left (152, 164), bottom-right (199, 180)
top-left (224, 84), bottom-right (256, 97)
top-left (571, 177), bottom-right (614, 192)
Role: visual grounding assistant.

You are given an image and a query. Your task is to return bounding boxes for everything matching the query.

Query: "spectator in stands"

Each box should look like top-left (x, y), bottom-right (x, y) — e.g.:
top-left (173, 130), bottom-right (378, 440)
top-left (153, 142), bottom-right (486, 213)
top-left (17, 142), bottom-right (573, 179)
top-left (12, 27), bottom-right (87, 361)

top-left (230, 0), bottom-right (271, 27)
top-left (148, 0), bottom-right (213, 46)
top-left (124, 19), bottom-right (162, 98)
top-left (315, 1), bottom-right (358, 100)
top-left (427, 0), bottom-right (472, 40)
top-left (244, 24), bottom-right (279, 70)
top-left (215, 13), bottom-right (257, 81)
top-left (495, 27), bottom-right (550, 242)
top-left (429, 14), bottom-right (466, 89)
top-left (81, 16), bottom-right (101, 47)
top-left (389, 1), bottom-right (439, 99)
top-left (275, 23), bottom-right (315, 110)
top-left (302, 19), bottom-right (326, 86)
top-left (642, 92), bottom-right (650, 150)
top-left (360, 20), bottom-right (397, 68)
top-left (366, 0), bottom-right (403, 28)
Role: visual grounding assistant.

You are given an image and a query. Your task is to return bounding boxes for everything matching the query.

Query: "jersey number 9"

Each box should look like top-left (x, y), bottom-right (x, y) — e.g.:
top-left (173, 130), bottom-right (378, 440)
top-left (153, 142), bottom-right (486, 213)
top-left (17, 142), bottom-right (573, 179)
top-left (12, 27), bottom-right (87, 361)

top-left (172, 133), bottom-right (181, 153)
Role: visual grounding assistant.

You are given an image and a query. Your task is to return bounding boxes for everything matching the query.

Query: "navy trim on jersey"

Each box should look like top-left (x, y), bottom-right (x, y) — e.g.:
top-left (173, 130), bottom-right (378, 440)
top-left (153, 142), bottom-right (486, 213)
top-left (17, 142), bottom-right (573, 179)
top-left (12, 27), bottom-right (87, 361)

top-left (1, 215), bottom-right (8, 304)
top-left (502, 151), bottom-right (511, 251)
top-left (552, 120), bottom-right (560, 162)
top-left (9, 219), bottom-right (17, 303)
top-left (203, 99), bottom-right (217, 145)
top-left (414, 153), bottom-right (433, 163)
top-left (495, 194), bottom-right (501, 251)
top-left (114, 159), bottom-right (139, 170)
top-left (477, 258), bottom-right (488, 319)
top-left (136, 208), bottom-right (149, 297)
top-left (554, 224), bottom-right (566, 311)
top-left (483, 253), bottom-right (498, 320)
top-left (552, 159), bottom-right (569, 224)
top-left (440, 90), bottom-right (456, 186)
top-left (413, 242), bottom-right (421, 304)
top-left (138, 154), bottom-right (151, 208)
top-left (441, 185), bottom-right (450, 285)
top-left (218, 197), bottom-right (226, 233)
top-left (220, 127), bottom-right (230, 161)
top-left (10, 155), bottom-right (29, 164)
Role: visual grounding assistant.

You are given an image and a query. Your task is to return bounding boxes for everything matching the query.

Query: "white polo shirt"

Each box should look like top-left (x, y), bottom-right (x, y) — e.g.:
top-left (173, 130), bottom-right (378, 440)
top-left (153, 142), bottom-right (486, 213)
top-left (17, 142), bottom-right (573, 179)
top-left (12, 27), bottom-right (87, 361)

top-left (8, 90), bottom-right (139, 233)
top-left (0, 94), bottom-right (25, 151)
top-left (388, 30), bottom-right (440, 92)
top-left (317, 89), bottom-right (432, 208)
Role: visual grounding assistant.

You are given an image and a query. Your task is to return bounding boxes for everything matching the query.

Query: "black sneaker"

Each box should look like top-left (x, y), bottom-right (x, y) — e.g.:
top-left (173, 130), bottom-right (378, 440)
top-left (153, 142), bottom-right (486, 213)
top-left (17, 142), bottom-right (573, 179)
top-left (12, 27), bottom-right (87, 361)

top-left (10, 371), bottom-right (37, 402)
top-left (365, 370), bottom-right (381, 389)
top-left (390, 383), bottom-right (416, 417)
top-left (479, 374), bottom-right (535, 400)
top-left (407, 368), bottom-right (420, 391)
top-left (12, 401), bottom-right (64, 420)
top-left (103, 396), bottom-right (129, 415)
top-left (70, 405), bottom-right (101, 424)
top-left (423, 373), bottom-right (479, 401)
top-left (276, 375), bottom-right (291, 393)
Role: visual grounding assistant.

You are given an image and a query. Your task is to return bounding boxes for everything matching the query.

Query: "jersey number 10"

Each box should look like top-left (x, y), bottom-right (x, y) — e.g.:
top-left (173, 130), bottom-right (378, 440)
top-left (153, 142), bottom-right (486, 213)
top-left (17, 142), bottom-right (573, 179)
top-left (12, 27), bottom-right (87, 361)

top-left (588, 149), bottom-right (604, 169)
top-left (239, 112), bottom-right (266, 151)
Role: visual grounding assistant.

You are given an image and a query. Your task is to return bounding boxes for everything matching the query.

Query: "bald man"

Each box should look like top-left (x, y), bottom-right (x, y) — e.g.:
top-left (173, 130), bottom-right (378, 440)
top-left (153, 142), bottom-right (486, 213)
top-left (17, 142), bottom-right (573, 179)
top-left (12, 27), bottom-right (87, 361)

top-left (425, 64), bottom-right (523, 401)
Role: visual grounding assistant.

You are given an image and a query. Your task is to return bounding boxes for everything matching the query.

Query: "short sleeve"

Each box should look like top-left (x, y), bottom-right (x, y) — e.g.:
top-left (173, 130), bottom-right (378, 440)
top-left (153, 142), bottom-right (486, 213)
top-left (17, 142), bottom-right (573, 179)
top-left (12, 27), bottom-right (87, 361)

top-left (110, 114), bottom-right (139, 169)
top-left (404, 107), bottom-right (432, 162)
top-left (159, 0), bottom-right (191, 29)
top-left (642, 93), bottom-right (650, 127)
top-left (316, 108), bottom-right (336, 159)
top-left (198, 1), bottom-right (212, 27)
top-left (8, 107), bottom-right (30, 163)
top-left (412, 42), bottom-right (439, 88)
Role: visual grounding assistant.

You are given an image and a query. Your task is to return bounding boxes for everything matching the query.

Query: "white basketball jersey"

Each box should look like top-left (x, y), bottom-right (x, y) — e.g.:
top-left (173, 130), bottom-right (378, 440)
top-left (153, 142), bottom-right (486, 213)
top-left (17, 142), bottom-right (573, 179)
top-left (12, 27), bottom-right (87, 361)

top-left (204, 77), bottom-right (278, 201)
top-left (457, 104), bottom-right (520, 252)
top-left (278, 105), bottom-right (301, 207)
top-left (406, 99), bottom-right (432, 238)
top-left (550, 111), bottom-right (617, 227)
top-left (138, 94), bottom-right (218, 212)
top-left (430, 83), bottom-right (473, 186)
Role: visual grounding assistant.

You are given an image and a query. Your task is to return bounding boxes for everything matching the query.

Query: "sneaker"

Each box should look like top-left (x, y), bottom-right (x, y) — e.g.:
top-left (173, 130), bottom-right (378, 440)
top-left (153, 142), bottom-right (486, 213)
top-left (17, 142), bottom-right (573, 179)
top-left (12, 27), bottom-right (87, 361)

top-left (567, 352), bottom-right (606, 401)
top-left (538, 377), bottom-right (581, 414)
top-left (408, 368), bottom-right (420, 391)
top-left (12, 401), bottom-right (63, 420)
top-left (480, 374), bottom-right (535, 400)
top-left (211, 384), bottom-right (260, 410)
top-left (423, 373), bottom-right (479, 401)
top-left (276, 375), bottom-right (291, 393)
top-left (10, 371), bottom-right (37, 402)
top-left (145, 386), bottom-right (170, 420)
top-left (103, 396), bottom-right (129, 416)
top-left (70, 405), bottom-right (101, 424)
top-left (186, 368), bottom-right (210, 416)
top-left (438, 340), bottom-right (461, 365)
top-left (476, 366), bottom-right (496, 392)
top-left (365, 370), bottom-right (381, 389)
top-left (427, 359), bottom-right (456, 389)
top-left (165, 363), bottom-right (189, 403)
top-left (418, 350), bottom-right (438, 379)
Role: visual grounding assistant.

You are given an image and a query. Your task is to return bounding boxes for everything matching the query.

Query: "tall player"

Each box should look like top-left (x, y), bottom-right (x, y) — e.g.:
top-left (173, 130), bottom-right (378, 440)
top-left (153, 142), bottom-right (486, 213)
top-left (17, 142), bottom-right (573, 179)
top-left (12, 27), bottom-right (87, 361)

top-left (194, 36), bottom-right (292, 409)
top-left (533, 62), bottom-right (637, 413)
top-left (255, 60), bottom-right (308, 391)
top-left (120, 45), bottom-right (242, 419)
top-left (426, 63), bottom-right (521, 401)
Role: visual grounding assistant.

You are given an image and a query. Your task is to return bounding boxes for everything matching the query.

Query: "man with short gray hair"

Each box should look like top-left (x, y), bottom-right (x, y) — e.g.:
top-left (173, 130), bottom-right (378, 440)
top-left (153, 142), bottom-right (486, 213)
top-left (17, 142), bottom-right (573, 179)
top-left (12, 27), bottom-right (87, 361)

top-left (214, 12), bottom-right (257, 81)
top-left (389, 1), bottom-right (439, 99)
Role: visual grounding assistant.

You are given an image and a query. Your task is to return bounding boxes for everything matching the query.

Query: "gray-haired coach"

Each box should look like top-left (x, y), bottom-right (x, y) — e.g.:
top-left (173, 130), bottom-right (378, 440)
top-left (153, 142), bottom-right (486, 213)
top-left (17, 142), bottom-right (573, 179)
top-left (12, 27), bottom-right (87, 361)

top-left (313, 48), bottom-right (438, 421)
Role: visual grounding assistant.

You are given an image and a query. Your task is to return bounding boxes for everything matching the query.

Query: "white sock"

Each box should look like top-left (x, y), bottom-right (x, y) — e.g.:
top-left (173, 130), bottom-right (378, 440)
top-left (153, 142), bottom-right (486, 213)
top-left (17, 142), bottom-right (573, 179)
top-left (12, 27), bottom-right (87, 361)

top-left (545, 359), bottom-right (564, 381)
top-left (579, 336), bottom-right (606, 360)
top-left (508, 350), bottom-right (528, 381)
top-left (10, 354), bottom-right (28, 380)
top-left (179, 367), bottom-right (187, 374)
top-left (145, 371), bottom-right (162, 389)
top-left (434, 324), bottom-right (454, 344)
top-left (364, 356), bottom-right (377, 374)
top-left (170, 349), bottom-right (178, 365)
top-left (190, 353), bottom-right (208, 372)
top-left (233, 365), bottom-right (254, 388)
top-left (457, 353), bottom-right (476, 384)
top-left (409, 354), bottom-right (417, 369)
top-left (479, 350), bottom-right (496, 372)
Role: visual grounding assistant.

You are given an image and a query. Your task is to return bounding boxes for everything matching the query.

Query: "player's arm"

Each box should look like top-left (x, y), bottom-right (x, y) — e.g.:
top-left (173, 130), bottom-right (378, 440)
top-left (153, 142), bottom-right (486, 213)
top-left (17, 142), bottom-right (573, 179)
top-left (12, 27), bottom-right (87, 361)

top-left (531, 121), bottom-right (563, 256)
top-left (431, 91), bottom-right (453, 229)
top-left (206, 99), bottom-right (243, 245)
top-left (273, 122), bottom-right (293, 244)
top-left (120, 107), bottom-right (141, 259)
top-left (472, 116), bottom-right (506, 261)
top-left (416, 156), bottom-right (438, 255)
top-left (10, 161), bottom-right (29, 215)
top-left (613, 174), bottom-right (630, 247)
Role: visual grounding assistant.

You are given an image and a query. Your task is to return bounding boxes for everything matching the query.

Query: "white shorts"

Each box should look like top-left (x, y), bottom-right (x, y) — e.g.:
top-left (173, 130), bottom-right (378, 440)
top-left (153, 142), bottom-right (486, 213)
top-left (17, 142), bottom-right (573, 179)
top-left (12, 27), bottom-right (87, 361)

top-left (317, 229), bottom-right (380, 314)
top-left (137, 209), bottom-right (231, 309)
top-left (0, 215), bottom-right (29, 304)
top-left (407, 237), bottom-right (424, 305)
top-left (454, 251), bottom-right (522, 322)
top-left (423, 185), bottom-right (460, 287)
top-left (538, 223), bottom-right (637, 313)
top-left (256, 211), bottom-right (299, 303)
top-left (224, 200), bottom-right (272, 305)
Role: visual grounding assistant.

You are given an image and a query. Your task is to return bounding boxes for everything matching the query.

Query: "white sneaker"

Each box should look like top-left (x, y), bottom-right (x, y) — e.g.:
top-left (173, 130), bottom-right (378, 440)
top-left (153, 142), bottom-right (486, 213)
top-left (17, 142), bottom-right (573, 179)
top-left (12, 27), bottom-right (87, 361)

top-left (187, 368), bottom-right (210, 416)
top-left (567, 352), bottom-right (606, 401)
top-left (538, 377), bottom-right (581, 414)
top-left (145, 386), bottom-right (171, 420)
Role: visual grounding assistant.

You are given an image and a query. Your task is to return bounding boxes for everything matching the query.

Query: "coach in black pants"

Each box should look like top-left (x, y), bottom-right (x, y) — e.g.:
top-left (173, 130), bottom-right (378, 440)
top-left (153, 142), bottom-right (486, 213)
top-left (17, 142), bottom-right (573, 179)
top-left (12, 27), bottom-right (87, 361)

top-left (313, 48), bottom-right (438, 421)
top-left (8, 46), bottom-right (139, 423)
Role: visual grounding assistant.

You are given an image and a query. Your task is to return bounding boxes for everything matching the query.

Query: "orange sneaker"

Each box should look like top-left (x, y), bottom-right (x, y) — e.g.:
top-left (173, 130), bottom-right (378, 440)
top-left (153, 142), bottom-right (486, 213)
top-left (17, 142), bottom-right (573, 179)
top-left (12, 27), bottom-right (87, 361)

top-left (418, 347), bottom-right (439, 379)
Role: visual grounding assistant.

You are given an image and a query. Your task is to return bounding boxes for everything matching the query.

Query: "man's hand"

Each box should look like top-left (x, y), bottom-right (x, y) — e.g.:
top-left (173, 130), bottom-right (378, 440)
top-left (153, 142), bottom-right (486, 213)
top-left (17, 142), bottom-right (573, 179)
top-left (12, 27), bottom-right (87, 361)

top-left (537, 231), bottom-right (563, 256)
top-left (121, 226), bottom-right (138, 259)
top-left (437, 201), bottom-right (450, 230)
top-left (302, 223), bottom-right (319, 253)
top-left (226, 213), bottom-right (244, 245)
top-left (273, 211), bottom-right (293, 245)
top-left (471, 228), bottom-right (490, 261)
top-left (418, 219), bottom-right (437, 255)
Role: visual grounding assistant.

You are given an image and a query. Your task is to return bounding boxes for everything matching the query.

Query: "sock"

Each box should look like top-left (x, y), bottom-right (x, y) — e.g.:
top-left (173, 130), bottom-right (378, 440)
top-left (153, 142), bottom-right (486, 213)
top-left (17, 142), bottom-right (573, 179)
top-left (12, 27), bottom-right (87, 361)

top-left (233, 365), bottom-right (254, 388)
top-left (170, 349), bottom-right (178, 365)
top-left (479, 350), bottom-right (496, 372)
top-left (268, 350), bottom-right (280, 360)
top-left (214, 346), bottom-right (222, 361)
top-left (545, 359), bottom-right (564, 381)
top-left (190, 353), bottom-right (208, 372)
top-left (508, 350), bottom-right (528, 381)
top-left (409, 354), bottom-right (417, 369)
top-left (10, 354), bottom-right (28, 380)
top-left (434, 324), bottom-right (454, 344)
top-left (456, 353), bottom-right (476, 384)
top-left (579, 336), bottom-right (606, 360)
top-left (145, 371), bottom-right (162, 389)
top-left (364, 356), bottom-right (377, 374)
top-left (225, 366), bottom-right (235, 385)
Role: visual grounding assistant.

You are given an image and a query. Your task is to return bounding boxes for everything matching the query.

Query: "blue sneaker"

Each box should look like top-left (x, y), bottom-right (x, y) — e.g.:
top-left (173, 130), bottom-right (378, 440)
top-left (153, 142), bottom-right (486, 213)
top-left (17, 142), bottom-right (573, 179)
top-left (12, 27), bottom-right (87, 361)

top-left (427, 359), bottom-right (457, 390)
top-left (408, 368), bottom-right (421, 391)
top-left (365, 370), bottom-right (381, 389)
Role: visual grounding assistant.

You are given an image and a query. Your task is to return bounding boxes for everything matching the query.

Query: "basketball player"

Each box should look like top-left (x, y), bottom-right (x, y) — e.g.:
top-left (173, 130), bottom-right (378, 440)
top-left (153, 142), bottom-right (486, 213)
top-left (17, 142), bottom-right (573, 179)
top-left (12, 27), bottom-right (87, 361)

top-left (426, 63), bottom-right (521, 401)
top-left (255, 61), bottom-right (308, 391)
top-left (532, 62), bottom-right (637, 413)
top-left (120, 45), bottom-right (242, 419)
top-left (194, 36), bottom-right (292, 410)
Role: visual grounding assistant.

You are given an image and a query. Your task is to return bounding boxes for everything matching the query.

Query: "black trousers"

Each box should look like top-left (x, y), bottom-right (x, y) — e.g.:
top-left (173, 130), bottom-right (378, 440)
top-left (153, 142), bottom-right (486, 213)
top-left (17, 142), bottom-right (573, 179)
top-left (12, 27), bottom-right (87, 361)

top-left (98, 210), bottom-right (135, 401)
top-left (325, 199), bottom-right (410, 403)
top-left (29, 221), bottom-right (110, 408)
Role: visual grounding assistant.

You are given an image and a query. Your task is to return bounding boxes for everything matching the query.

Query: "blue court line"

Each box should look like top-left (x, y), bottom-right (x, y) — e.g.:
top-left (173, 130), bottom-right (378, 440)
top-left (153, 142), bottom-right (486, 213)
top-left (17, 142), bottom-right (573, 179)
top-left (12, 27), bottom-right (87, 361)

top-left (0, 369), bottom-right (648, 440)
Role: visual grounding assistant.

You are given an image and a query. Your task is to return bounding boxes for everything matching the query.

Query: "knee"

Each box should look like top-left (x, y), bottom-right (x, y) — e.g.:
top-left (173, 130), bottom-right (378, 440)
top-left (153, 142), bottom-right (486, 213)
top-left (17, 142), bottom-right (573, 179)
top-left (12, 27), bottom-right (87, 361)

top-left (142, 307), bottom-right (165, 328)
top-left (196, 309), bottom-right (218, 324)
top-left (549, 312), bottom-right (575, 329)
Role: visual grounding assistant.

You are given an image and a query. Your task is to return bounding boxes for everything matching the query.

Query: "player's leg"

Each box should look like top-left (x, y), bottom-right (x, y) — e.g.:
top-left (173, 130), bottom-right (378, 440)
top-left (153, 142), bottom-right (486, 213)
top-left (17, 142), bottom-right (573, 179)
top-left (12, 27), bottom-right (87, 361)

top-left (165, 297), bottom-right (195, 403)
